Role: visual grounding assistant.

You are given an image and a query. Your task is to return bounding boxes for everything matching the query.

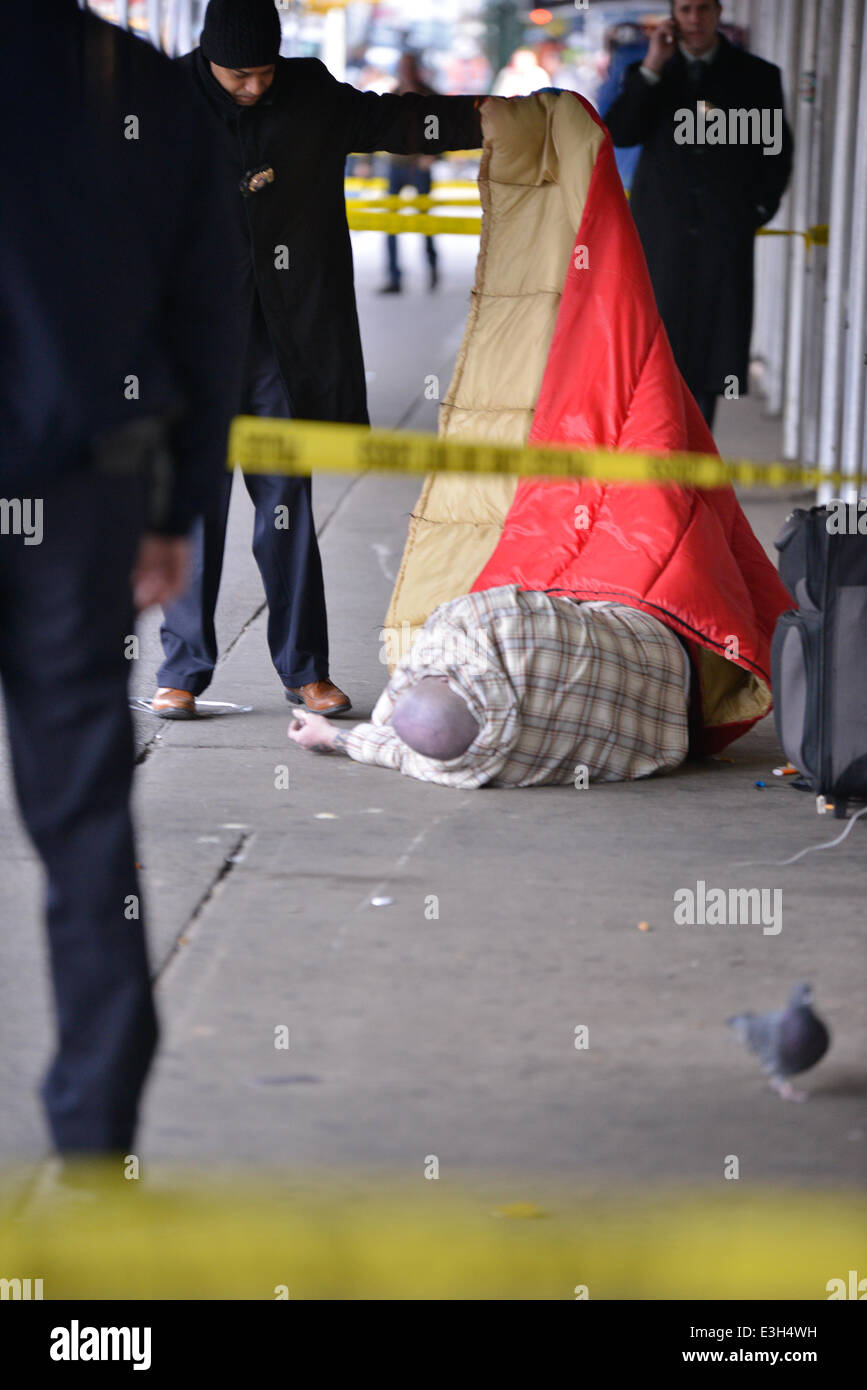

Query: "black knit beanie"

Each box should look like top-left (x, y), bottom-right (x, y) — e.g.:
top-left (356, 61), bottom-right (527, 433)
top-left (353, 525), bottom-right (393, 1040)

top-left (200, 0), bottom-right (282, 69)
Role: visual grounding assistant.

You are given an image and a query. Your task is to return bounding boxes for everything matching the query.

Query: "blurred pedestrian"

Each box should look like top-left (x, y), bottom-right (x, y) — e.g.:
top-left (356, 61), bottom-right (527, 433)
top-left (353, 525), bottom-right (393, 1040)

top-left (153, 0), bottom-right (485, 719)
top-left (596, 24), bottom-right (648, 192)
top-left (0, 1), bottom-right (242, 1159)
top-left (379, 53), bottom-right (440, 295)
top-left (492, 48), bottom-right (551, 99)
top-left (604, 0), bottom-right (792, 429)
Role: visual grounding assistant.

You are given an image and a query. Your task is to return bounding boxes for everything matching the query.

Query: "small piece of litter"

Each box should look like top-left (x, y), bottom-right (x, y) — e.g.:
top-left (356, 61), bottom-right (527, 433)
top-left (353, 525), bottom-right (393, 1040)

top-left (492, 1203), bottom-right (548, 1220)
top-left (754, 780), bottom-right (766, 788)
top-left (713, 756), bottom-right (735, 764)
top-left (773, 763), bottom-right (800, 777)
top-left (370, 896), bottom-right (393, 907)
top-left (637, 921), bottom-right (651, 932)
top-left (315, 812), bottom-right (338, 820)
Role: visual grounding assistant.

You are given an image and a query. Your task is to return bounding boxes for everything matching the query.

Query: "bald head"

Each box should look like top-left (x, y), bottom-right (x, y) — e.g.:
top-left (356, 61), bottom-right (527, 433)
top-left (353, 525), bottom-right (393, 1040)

top-left (391, 676), bottom-right (481, 761)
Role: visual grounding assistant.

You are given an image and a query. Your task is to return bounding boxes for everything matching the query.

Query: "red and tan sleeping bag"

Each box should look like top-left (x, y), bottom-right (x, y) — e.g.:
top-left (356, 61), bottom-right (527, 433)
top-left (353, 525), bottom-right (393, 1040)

top-left (384, 92), bottom-right (792, 753)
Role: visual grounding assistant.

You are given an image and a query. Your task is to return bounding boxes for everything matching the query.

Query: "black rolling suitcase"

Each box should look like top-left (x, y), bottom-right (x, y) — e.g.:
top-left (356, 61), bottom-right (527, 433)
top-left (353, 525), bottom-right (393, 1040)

top-left (771, 503), bottom-right (867, 817)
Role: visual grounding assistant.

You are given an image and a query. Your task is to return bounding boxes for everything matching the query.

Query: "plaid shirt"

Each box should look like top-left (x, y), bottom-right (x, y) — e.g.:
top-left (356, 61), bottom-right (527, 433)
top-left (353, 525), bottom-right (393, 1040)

top-left (341, 586), bottom-right (690, 789)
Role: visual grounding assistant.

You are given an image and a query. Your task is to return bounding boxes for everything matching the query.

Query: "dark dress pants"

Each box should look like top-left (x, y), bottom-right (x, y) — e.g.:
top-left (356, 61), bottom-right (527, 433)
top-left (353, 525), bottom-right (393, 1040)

top-left (0, 470), bottom-right (157, 1154)
top-left (385, 162), bottom-right (438, 286)
top-left (157, 316), bottom-right (329, 695)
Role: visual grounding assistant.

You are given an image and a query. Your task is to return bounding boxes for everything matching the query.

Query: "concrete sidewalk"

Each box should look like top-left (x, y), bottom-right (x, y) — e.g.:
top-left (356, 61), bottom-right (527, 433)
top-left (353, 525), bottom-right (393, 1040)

top-left (1, 230), bottom-right (864, 1203)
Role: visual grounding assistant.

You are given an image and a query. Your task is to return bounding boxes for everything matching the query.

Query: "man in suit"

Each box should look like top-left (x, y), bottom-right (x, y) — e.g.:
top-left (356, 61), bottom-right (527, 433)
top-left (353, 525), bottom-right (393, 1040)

top-left (604, 0), bottom-right (793, 429)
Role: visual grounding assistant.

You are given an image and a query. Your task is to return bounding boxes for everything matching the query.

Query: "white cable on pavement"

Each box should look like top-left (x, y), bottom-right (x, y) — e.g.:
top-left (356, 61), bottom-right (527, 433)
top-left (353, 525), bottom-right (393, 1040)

top-left (734, 804), bottom-right (867, 868)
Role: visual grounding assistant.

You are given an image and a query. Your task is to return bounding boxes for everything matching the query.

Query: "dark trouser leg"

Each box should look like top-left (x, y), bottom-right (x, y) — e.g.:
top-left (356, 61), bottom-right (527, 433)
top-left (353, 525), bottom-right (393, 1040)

top-left (386, 233), bottom-right (400, 284)
top-left (246, 473), bottom-right (328, 686)
top-left (694, 391), bottom-right (718, 430)
top-left (385, 163), bottom-right (403, 286)
top-left (156, 468), bottom-right (233, 695)
top-left (414, 168), bottom-right (437, 272)
top-left (0, 472), bottom-right (157, 1154)
top-left (243, 336), bottom-right (329, 687)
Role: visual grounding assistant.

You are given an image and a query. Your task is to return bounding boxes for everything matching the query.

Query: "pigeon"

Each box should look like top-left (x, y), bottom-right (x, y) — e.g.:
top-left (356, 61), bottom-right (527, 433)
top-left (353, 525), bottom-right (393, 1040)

top-left (727, 983), bottom-right (830, 1102)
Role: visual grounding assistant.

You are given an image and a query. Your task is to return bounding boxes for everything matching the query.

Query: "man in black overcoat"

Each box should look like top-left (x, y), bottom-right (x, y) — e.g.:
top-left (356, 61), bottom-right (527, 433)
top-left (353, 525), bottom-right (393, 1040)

top-left (153, 0), bottom-right (486, 720)
top-left (604, 0), bottom-right (793, 429)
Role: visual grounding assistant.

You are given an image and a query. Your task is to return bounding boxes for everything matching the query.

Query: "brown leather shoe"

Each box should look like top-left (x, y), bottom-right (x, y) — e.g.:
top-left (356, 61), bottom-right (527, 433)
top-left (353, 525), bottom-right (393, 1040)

top-left (151, 687), bottom-right (196, 719)
top-left (284, 679), bottom-right (352, 717)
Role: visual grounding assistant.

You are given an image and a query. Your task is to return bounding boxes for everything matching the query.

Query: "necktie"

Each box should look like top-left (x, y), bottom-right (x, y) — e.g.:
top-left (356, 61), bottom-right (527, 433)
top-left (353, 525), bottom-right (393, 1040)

top-left (687, 58), bottom-right (704, 90)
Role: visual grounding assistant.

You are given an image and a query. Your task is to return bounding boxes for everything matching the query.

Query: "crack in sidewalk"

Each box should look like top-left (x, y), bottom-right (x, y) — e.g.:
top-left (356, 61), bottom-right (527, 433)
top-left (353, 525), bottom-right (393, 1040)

top-left (154, 829), bottom-right (254, 986)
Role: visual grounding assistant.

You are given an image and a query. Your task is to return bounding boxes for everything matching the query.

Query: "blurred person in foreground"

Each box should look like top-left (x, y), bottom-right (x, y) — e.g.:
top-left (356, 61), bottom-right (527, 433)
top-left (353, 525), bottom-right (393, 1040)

top-left (0, 2), bottom-right (242, 1161)
top-left (604, 0), bottom-right (792, 430)
top-left (379, 53), bottom-right (441, 295)
top-left (152, 0), bottom-right (485, 720)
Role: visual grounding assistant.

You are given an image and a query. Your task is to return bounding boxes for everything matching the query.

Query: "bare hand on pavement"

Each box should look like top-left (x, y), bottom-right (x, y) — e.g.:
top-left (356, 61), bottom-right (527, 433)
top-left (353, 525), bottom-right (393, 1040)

top-left (288, 710), bottom-right (338, 751)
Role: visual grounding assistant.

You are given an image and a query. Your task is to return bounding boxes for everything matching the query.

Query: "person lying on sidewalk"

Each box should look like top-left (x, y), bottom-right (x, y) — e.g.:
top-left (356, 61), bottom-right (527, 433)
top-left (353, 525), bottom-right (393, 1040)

top-left (289, 87), bottom-right (795, 787)
top-left (288, 585), bottom-right (693, 789)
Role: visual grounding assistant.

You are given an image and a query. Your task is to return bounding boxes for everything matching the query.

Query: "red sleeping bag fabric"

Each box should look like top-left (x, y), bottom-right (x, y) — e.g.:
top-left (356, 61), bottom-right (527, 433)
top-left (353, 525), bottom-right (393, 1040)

top-left (471, 95), bottom-right (792, 752)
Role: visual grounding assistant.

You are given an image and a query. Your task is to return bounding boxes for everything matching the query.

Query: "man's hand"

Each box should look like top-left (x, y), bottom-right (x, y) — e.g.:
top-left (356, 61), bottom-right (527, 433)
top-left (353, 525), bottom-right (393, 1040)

top-left (288, 709), bottom-right (340, 751)
top-left (644, 18), bottom-right (678, 73)
top-left (131, 534), bottom-right (190, 612)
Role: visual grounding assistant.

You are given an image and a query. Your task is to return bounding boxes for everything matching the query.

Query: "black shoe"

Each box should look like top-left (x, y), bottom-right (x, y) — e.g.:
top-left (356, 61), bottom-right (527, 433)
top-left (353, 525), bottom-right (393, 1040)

top-left (377, 282), bottom-right (402, 294)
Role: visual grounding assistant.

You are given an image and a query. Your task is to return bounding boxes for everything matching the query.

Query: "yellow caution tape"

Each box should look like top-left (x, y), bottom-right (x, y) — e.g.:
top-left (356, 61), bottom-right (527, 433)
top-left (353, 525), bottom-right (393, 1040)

top-left (348, 208), bottom-right (828, 244)
top-left (2, 1170), bottom-right (863, 1299)
top-left (344, 178), bottom-right (829, 248)
top-left (347, 210), bottom-right (481, 234)
top-left (347, 194), bottom-right (481, 210)
top-left (346, 190), bottom-right (482, 233)
top-left (758, 223), bottom-right (829, 247)
top-left (228, 416), bottom-right (862, 494)
top-left (345, 177), bottom-right (480, 191)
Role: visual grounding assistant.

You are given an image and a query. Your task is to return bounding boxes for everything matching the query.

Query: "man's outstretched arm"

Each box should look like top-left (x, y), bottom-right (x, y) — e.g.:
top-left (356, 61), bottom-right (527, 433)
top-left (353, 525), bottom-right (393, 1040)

top-left (333, 65), bottom-right (485, 157)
